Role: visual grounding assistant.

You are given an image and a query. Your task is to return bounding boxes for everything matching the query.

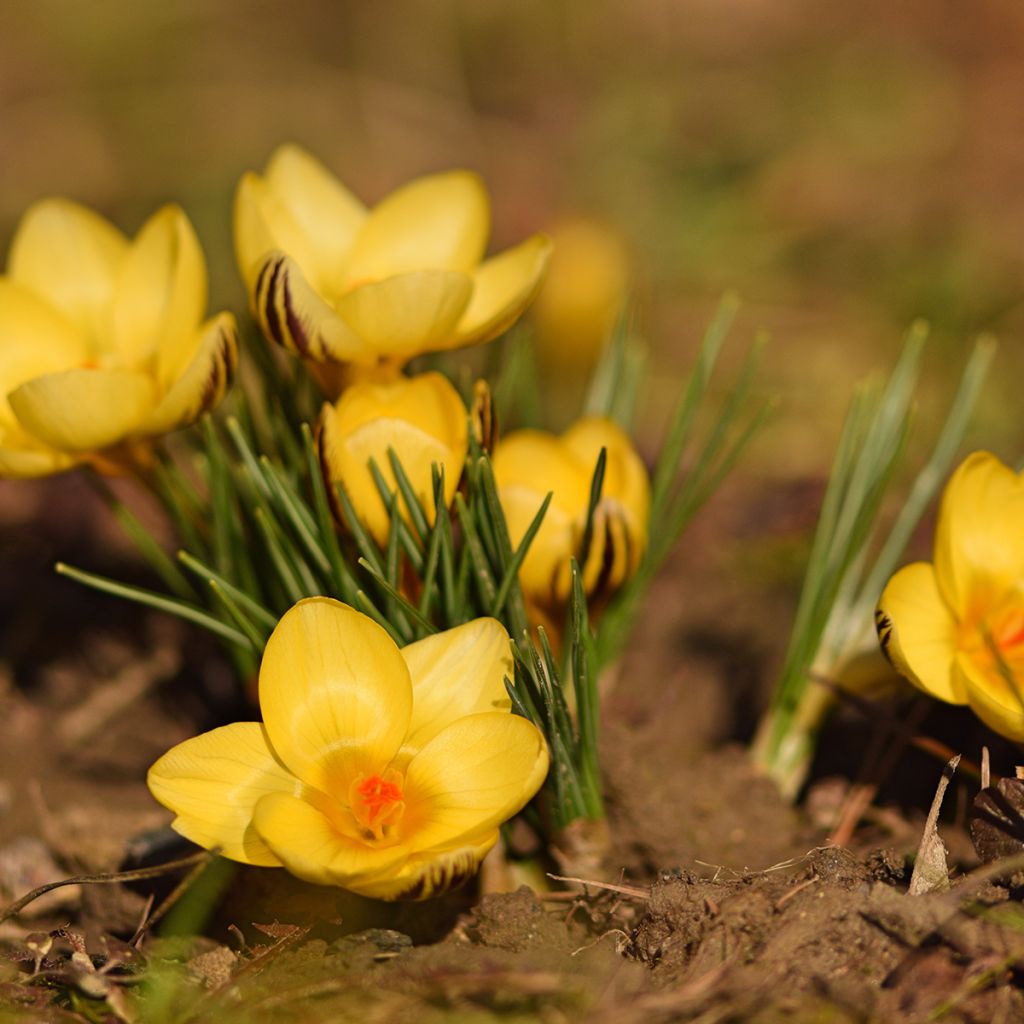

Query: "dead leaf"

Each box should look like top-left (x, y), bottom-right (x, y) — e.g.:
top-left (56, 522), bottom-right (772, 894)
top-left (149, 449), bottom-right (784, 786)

top-left (908, 755), bottom-right (959, 896)
top-left (970, 777), bottom-right (1024, 863)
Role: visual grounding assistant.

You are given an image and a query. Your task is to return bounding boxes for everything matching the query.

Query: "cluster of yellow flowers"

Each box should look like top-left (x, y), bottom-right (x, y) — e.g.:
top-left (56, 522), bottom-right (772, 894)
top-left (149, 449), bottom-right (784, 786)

top-left (7, 140), bottom-right (1020, 896)
top-left (0, 145), bottom-right (652, 898)
top-left (235, 146), bottom-right (650, 614)
top-left (0, 202), bottom-right (236, 476)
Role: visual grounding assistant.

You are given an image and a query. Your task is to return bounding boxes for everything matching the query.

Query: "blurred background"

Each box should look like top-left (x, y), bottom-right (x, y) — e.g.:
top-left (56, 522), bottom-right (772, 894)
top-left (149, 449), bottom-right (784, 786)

top-left (1, 0), bottom-right (1022, 466)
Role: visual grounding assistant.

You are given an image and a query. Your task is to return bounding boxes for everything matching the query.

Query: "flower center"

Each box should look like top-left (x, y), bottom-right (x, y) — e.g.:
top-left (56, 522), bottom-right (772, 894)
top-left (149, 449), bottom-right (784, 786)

top-left (349, 769), bottom-right (405, 841)
top-left (961, 602), bottom-right (1024, 691)
top-left (993, 608), bottom-right (1024, 653)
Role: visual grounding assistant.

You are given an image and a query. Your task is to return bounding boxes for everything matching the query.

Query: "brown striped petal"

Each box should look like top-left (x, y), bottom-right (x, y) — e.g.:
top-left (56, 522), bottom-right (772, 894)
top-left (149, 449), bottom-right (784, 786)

top-left (141, 312), bottom-right (238, 435)
top-left (253, 251), bottom-right (369, 365)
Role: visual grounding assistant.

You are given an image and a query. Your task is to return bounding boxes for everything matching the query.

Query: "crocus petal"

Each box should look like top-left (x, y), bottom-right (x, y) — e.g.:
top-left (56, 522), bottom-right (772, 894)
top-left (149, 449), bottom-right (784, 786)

top-left (147, 722), bottom-right (301, 867)
top-left (252, 792), bottom-right (408, 887)
top-left (264, 144), bottom-right (367, 293)
top-left (109, 205), bottom-right (207, 371)
top-left (9, 367), bottom-right (155, 453)
top-left (563, 416), bottom-right (651, 541)
top-left (109, 199), bottom-right (206, 372)
top-left (253, 252), bottom-right (369, 364)
top-left (345, 829), bottom-right (498, 901)
top-left (876, 562), bottom-right (965, 704)
top-left (8, 198), bottom-right (128, 341)
top-left (453, 234), bottom-right (553, 347)
top-left (0, 443), bottom-right (76, 479)
top-left (258, 598), bottom-right (413, 793)
top-left (336, 270), bottom-right (472, 363)
top-left (322, 371), bottom-right (467, 454)
top-left (402, 712), bottom-right (548, 854)
top-left (319, 410), bottom-right (457, 546)
top-left (141, 313), bottom-right (238, 436)
top-left (492, 430), bottom-right (591, 507)
top-left (956, 651), bottom-right (1024, 742)
top-left (934, 452), bottom-right (1024, 620)
top-left (607, 508), bottom-right (635, 587)
top-left (492, 431), bottom-right (590, 603)
top-left (0, 279), bottom-right (89, 430)
top-left (504, 490), bottom-right (578, 604)
top-left (397, 618), bottom-right (513, 763)
top-left (565, 418), bottom-right (649, 598)
top-left (234, 172), bottom-right (322, 295)
top-left (578, 504), bottom-right (634, 600)
top-left (344, 171), bottom-right (489, 285)
top-left (318, 371), bottom-right (468, 546)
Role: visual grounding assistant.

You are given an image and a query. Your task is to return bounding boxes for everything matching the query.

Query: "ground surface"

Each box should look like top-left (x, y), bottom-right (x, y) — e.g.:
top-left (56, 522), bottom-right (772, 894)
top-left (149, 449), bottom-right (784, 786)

top-left (3, 474), bottom-right (1024, 1023)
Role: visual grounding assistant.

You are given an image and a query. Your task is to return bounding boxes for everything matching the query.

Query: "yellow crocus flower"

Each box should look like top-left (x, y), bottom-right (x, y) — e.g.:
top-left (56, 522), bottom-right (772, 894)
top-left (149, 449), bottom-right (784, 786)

top-left (0, 199), bottom-right (237, 477)
top-left (531, 217), bottom-right (631, 370)
top-left (148, 598), bottom-right (549, 900)
top-left (318, 371), bottom-right (468, 547)
top-left (234, 144), bottom-right (551, 382)
top-left (877, 451), bottom-right (1024, 741)
top-left (492, 416), bottom-right (650, 609)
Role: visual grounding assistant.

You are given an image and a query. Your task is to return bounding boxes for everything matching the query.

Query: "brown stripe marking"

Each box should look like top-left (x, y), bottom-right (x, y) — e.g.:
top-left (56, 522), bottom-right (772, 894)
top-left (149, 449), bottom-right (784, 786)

top-left (281, 267), bottom-right (311, 357)
top-left (396, 852), bottom-right (477, 901)
top-left (875, 608), bottom-right (895, 663)
top-left (261, 257), bottom-right (288, 350)
top-left (254, 258), bottom-right (274, 313)
top-left (197, 333), bottom-right (225, 415)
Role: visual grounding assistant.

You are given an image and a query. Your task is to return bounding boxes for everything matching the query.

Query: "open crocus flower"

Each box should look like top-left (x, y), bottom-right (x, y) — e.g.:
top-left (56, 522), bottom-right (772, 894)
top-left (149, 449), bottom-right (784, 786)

top-left (877, 452), bottom-right (1024, 741)
top-left (148, 598), bottom-right (548, 900)
top-left (0, 199), bottom-right (237, 477)
top-left (492, 416), bottom-right (650, 609)
top-left (234, 144), bottom-right (552, 383)
top-left (318, 371), bottom-right (468, 547)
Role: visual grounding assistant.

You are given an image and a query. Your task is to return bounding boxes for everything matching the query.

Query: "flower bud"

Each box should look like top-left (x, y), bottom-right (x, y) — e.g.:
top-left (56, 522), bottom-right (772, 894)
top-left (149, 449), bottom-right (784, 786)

top-left (318, 372), bottom-right (468, 546)
top-left (492, 416), bottom-right (649, 608)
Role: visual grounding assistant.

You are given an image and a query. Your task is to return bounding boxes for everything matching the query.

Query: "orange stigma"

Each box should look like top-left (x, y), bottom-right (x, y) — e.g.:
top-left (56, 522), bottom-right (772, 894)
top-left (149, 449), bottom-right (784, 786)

top-left (994, 608), bottom-right (1024, 652)
top-left (350, 770), bottom-right (405, 840)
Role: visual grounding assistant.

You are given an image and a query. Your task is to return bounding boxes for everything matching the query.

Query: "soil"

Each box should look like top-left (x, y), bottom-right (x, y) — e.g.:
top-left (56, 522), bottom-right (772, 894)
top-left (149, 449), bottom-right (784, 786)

top-left (4, 474), bottom-right (1024, 1023)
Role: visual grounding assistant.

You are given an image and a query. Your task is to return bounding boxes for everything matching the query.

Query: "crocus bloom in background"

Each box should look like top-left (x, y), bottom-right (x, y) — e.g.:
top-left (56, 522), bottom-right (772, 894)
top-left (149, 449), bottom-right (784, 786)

top-left (148, 598), bottom-right (548, 900)
top-left (0, 200), bottom-right (237, 477)
top-left (233, 145), bottom-right (551, 383)
top-left (877, 451), bottom-right (1024, 741)
top-left (531, 217), bottom-right (631, 370)
top-left (492, 416), bottom-right (650, 609)
top-left (318, 371), bottom-right (469, 547)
